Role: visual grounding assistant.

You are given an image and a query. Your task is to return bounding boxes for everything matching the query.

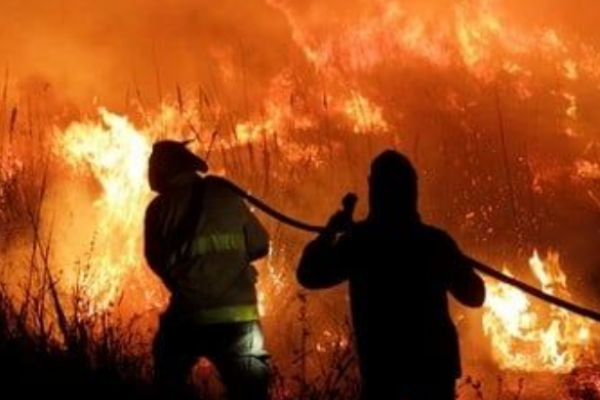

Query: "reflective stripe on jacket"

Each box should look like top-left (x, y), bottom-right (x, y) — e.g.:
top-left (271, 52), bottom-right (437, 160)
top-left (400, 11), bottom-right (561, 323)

top-left (144, 173), bottom-right (269, 324)
top-left (168, 233), bottom-right (247, 268)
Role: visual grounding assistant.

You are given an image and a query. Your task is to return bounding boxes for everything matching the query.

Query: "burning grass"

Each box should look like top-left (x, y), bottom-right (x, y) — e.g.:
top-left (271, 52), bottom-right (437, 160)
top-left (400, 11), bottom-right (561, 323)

top-left (0, 96), bottom-right (597, 399)
top-left (2, 0), bottom-right (600, 398)
top-left (483, 250), bottom-right (593, 373)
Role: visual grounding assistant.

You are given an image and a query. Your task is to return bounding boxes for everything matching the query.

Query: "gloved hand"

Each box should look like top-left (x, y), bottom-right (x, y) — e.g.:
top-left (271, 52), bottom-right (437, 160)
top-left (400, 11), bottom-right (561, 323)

top-left (323, 192), bottom-right (357, 235)
top-left (325, 210), bottom-right (352, 233)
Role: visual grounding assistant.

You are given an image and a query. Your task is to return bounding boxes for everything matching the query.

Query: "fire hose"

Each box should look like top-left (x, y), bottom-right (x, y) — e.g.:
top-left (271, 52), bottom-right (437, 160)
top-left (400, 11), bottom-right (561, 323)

top-left (219, 177), bottom-right (600, 323)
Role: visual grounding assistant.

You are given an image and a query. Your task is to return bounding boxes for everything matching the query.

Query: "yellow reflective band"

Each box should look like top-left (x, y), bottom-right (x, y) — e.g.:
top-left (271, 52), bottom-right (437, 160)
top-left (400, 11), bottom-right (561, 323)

top-left (190, 233), bottom-right (246, 256)
top-left (168, 233), bottom-right (246, 266)
top-left (191, 304), bottom-right (259, 325)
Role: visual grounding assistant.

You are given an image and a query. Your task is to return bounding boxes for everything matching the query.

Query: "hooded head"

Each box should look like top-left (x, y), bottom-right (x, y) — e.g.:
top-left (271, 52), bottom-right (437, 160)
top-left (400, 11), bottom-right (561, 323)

top-left (368, 150), bottom-right (418, 223)
top-left (148, 140), bottom-right (208, 193)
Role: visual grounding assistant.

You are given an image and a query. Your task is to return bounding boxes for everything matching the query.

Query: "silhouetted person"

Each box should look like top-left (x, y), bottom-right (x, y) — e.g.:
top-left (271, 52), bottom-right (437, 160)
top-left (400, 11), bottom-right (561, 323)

top-left (144, 140), bottom-right (271, 400)
top-left (297, 150), bottom-right (486, 400)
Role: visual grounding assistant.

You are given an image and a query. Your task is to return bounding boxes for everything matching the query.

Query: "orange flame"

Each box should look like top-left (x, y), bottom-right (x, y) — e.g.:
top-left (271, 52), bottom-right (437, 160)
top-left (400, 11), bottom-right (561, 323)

top-left (483, 250), bottom-right (592, 372)
top-left (342, 92), bottom-right (388, 134)
top-left (56, 108), bottom-right (160, 312)
top-left (54, 105), bottom-right (290, 314)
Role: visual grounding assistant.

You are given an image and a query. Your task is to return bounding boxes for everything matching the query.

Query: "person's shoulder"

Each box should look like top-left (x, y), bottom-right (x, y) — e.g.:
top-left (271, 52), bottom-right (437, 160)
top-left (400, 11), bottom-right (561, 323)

top-left (204, 175), bottom-right (235, 194)
top-left (342, 220), bottom-right (370, 241)
top-left (419, 224), bottom-right (456, 246)
top-left (202, 175), bottom-right (246, 207)
top-left (145, 195), bottom-right (164, 221)
top-left (203, 175), bottom-right (224, 186)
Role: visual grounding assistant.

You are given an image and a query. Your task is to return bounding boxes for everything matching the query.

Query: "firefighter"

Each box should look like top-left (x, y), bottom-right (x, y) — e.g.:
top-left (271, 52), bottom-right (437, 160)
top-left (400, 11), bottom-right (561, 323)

top-left (144, 140), bottom-right (271, 400)
top-left (297, 149), bottom-right (486, 400)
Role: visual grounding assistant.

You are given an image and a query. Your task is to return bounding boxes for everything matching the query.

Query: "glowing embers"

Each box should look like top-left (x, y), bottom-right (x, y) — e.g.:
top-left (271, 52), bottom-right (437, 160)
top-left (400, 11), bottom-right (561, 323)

top-left (483, 250), bottom-right (591, 372)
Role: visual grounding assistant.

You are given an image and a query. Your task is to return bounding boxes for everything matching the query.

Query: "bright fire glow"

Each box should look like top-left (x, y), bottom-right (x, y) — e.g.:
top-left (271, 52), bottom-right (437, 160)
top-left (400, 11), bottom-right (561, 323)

top-left (342, 92), bottom-right (389, 134)
top-left (56, 108), bottom-right (159, 312)
top-left (54, 106), bottom-right (290, 314)
top-left (483, 250), bottom-right (592, 372)
top-left (25, 0), bottom-right (600, 378)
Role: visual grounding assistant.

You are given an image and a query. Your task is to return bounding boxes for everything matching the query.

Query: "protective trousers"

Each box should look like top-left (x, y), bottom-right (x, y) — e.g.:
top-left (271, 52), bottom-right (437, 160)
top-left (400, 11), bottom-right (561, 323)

top-left (153, 313), bottom-right (270, 400)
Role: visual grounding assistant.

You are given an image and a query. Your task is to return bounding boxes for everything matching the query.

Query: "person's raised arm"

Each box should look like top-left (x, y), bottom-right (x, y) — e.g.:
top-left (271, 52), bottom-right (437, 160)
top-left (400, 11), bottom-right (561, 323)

top-left (442, 233), bottom-right (486, 307)
top-left (296, 210), bottom-right (352, 289)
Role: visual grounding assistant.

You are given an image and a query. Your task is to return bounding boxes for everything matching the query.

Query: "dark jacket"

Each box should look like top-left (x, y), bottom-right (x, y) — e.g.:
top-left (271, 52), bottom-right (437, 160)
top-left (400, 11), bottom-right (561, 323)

top-left (297, 218), bottom-right (485, 380)
top-left (144, 172), bottom-right (269, 323)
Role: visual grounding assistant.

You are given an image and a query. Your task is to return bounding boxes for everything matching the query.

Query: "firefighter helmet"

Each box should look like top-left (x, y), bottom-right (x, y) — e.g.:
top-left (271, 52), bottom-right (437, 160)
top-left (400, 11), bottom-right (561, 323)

top-left (148, 140), bottom-right (208, 192)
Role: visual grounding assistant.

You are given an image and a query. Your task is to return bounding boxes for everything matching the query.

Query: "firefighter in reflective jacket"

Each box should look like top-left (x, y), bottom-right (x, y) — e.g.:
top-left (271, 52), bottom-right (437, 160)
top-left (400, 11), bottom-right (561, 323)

top-left (144, 140), bottom-right (271, 400)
